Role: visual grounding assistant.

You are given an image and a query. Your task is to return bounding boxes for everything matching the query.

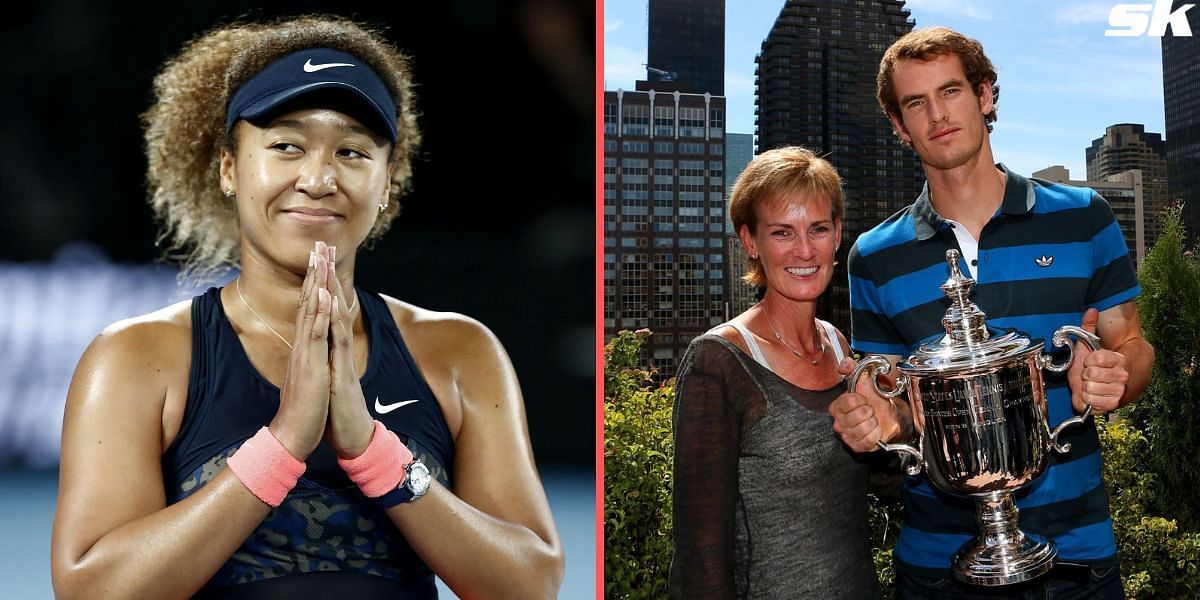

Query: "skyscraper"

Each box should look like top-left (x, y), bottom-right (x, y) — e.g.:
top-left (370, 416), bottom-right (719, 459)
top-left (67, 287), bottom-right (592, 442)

top-left (646, 0), bottom-right (725, 95)
top-left (726, 234), bottom-right (756, 317)
top-left (604, 0), bottom-right (728, 378)
top-left (754, 0), bottom-right (925, 334)
top-left (1085, 123), bottom-right (1167, 260)
top-left (725, 132), bottom-right (757, 317)
top-left (1162, 0), bottom-right (1200, 243)
top-left (603, 89), bottom-right (728, 378)
top-left (724, 132), bottom-right (755, 234)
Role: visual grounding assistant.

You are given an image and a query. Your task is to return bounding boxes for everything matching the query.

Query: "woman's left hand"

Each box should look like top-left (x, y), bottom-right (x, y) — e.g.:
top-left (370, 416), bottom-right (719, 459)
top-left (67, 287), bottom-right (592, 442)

top-left (322, 244), bottom-right (375, 458)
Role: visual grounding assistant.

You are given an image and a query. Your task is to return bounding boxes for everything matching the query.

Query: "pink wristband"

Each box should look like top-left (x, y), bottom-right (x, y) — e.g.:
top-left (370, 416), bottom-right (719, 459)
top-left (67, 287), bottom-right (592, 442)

top-left (337, 420), bottom-right (413, 498)
top-left (227, 427), bottom-right (306, 507)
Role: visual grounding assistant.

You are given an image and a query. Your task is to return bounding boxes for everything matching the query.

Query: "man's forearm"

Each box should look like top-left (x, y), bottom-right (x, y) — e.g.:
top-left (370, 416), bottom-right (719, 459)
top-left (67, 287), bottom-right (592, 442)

top-left (1117, 337), bottom-right (1155, 408)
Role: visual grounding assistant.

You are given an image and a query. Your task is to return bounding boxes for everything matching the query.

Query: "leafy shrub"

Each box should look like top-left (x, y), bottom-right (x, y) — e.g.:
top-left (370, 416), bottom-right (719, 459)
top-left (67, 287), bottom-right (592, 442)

top-left (1129, 202), bottom-right (1200, 530)
top-left (1099, 417), bottom-right (1200, 598)
top-left (868, 493), bottom-right (900, 598)
top-left (604, 330), bottom-right (675, 599)
top-left (1099, 201), bottom-right (1200, 598)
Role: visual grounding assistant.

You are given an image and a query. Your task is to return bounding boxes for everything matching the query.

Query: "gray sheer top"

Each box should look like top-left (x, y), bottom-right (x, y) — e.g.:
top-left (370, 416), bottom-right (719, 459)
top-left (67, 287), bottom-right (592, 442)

top-left (670, 323), bottom-right (877, 599)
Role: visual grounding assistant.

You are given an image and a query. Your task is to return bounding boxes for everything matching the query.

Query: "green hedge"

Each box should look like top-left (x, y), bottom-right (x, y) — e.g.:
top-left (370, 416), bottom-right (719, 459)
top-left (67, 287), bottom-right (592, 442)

top-left (1128, 201), bottom-right (1200, 530)
top-left (604, 331), bottom-right (675, 599)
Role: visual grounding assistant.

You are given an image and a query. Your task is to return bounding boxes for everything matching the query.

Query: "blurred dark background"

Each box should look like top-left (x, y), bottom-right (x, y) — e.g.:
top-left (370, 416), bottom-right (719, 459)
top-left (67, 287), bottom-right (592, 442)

top-left (0, 0), bottom-right (595, 468)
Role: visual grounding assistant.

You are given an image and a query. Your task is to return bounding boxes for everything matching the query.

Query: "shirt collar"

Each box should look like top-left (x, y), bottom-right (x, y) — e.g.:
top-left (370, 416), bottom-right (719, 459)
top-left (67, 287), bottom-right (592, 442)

top-left (912, 163), bottom-right (1036, 241)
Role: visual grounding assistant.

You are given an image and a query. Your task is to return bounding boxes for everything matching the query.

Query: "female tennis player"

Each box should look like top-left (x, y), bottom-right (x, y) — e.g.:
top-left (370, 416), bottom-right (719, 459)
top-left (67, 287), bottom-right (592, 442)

top-left (51, 16), bottom-right (562, 599)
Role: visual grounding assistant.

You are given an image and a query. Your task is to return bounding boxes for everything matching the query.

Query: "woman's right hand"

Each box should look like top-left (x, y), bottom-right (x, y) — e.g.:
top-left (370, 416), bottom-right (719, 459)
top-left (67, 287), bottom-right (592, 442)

top-left (829, 356), bottom-right (904, 453)
top-left (268, 242), bottom-right (334, 459)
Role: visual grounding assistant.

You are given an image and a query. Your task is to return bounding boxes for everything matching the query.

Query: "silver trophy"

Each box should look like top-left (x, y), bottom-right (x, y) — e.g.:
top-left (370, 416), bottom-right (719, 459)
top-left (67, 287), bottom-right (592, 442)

top-left (849, 249), bottom-right (1099, 586)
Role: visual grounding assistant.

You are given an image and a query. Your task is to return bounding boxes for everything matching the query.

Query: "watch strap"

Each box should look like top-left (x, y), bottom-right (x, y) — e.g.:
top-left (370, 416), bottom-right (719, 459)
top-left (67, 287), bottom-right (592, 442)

top-left (372, 459), bottom-right (429, 509)
top-left (373, 477), bottom-right (416, 508)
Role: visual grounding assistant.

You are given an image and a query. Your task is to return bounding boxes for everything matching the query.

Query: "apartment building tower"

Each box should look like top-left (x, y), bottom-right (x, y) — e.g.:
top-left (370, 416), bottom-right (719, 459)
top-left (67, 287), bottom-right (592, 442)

top-left (1162, 0), bottom-right (1200, 243)
top-left (754, 0), bottom-right (925, 335)
top-left (1086, 123), bottom-right (1167, 259)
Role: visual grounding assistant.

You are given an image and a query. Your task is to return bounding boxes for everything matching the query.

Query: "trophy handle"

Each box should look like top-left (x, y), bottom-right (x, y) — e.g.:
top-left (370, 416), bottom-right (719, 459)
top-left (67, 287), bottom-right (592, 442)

top-left (876, 440), bottom-right (924, 476)
top-left (1039, 325), bottom-right (1102, 453)
top-left (1037, 325), bottom-right (1100, 374)
top-left (847, 355), bottom-right (923, 475)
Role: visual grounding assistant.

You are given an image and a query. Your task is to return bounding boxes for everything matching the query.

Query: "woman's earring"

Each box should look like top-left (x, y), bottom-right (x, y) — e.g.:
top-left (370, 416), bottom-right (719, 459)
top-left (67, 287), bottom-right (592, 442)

top-left (224, 189), bottom-right (235, 199)
top-left (378, 200), bottom-right (389, 214)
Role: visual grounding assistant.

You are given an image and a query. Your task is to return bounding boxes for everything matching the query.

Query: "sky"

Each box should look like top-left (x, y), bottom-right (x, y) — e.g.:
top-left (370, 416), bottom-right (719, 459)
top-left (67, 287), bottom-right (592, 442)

top-left (602, 0), bottom-right (1168, 179)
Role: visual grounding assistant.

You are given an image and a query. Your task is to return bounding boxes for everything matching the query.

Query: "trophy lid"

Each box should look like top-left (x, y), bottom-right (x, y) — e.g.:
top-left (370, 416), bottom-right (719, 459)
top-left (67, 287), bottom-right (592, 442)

top-left (897, 249), bottom-right (1042, 374)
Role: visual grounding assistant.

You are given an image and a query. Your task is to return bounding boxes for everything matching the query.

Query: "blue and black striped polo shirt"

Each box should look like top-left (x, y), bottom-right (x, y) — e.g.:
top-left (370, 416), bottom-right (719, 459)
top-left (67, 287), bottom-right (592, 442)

top-left (848, 165), bottom-right (1139, 577)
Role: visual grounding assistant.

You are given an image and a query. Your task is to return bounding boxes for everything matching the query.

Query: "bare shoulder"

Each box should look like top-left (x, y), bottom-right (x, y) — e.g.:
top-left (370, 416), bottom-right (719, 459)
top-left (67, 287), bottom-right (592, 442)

top-left (82, 300), bottom-right (192, 378)
top-left (70, 300), bottom-right (192, 426)
top-left (708, 317), bottom-right (753, 356)
top-left (379, 294), bottom-right (505, 359)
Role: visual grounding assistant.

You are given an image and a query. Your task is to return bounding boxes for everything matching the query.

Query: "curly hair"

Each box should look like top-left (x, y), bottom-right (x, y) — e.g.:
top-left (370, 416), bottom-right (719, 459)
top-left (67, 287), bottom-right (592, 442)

top-left (729, 146), bottom-right (844, 290)
top-left (141, 15), bottom-right (421, 280)
top-left (877, 26), bottom-right (1000, 138)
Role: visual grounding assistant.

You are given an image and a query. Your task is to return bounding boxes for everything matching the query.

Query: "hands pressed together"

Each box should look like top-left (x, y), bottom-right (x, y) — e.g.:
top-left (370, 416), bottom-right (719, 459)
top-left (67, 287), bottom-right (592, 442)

top-left (269, 240), bottom-right (375, 461)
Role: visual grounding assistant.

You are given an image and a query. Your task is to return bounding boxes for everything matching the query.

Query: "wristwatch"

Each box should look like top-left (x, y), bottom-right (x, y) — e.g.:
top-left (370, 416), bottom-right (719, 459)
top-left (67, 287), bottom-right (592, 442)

top-left (402, 459), bottom-right (432, 502)
top-left (373, 458), bottom-right (431, 508)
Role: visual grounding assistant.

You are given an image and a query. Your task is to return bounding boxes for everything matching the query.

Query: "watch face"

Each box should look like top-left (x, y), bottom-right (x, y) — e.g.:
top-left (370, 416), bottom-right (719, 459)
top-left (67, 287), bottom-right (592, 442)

top-left (407, 461), bottom-right (432, 495)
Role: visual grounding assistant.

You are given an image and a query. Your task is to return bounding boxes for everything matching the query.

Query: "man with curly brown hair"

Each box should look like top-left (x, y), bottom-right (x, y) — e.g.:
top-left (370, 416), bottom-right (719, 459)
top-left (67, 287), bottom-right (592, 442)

top-left (51, 16), bottom-right (563, 599)
top-left (830, 26), bottom-right (1153, 599)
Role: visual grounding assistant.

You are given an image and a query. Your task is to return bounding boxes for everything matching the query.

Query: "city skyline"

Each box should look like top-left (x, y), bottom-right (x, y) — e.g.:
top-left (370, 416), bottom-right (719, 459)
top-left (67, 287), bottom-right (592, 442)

top-left (605, 0), bottom-right (1167, 180)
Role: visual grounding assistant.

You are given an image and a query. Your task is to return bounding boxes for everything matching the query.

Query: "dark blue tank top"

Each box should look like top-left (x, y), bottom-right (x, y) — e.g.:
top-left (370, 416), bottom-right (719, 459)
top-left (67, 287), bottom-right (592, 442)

top-left (162, 287), bottom-right (454, 598)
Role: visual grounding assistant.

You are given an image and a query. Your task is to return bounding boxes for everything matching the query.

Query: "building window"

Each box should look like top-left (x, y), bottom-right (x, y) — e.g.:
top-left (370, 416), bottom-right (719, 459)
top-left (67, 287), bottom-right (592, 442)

top-left (678, 161), bottom-right (705, 177)
top-left (622, 140), bottom-right (649, 153)
top-left (622, 104), bottom-right (649, 136)
top-left (621, 182), bottom-right (648, 200)
top-left (603, 157), bottom-right (617, 175)
top-left (679, 107), bottom-right (705, 137)
top-left (604, 103), bottom-right (618, 135)
top-left (654, 105), bottom-right (675, 137)
top-left (621, 158), bottom-right (649, 176)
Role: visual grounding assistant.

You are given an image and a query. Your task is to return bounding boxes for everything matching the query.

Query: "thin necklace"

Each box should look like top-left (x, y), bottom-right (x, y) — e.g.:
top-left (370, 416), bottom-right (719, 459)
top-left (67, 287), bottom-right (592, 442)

top-left (236, 277), bottom-right (357, 350)
top-left (759, 301), bottom-right (825, 365)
